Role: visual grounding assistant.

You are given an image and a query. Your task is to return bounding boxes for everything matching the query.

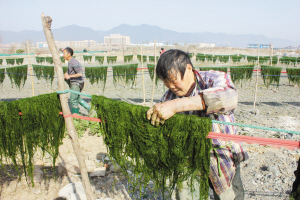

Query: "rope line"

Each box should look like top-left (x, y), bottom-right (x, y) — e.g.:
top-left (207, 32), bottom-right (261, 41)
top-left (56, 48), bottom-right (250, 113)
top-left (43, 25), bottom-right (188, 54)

top-left (57, 89), bottom-right (92, 98)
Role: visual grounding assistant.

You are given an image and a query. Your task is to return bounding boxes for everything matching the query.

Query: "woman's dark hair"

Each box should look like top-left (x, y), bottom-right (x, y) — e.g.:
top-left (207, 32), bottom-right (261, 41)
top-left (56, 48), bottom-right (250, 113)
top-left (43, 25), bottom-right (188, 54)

top-left (64, 47), bottom-right (74, 56)
top-left (156, 49), bottom-right (193, 80)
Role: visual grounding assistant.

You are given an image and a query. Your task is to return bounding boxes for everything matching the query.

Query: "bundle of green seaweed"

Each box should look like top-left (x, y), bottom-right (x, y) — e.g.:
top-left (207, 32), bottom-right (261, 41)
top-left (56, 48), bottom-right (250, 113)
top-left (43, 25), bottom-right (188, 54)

top-left (83, 55), bottom-right (92, 63)
top-left (247, 56), bottom-right (258, 63)
top-left (16, 58), bottom-right (24, 65)
top-left (148, 56), bottom-right (159, 63)
top-left (46, 57), bottom-right (53, 64)
top-left (32, 65), bottom-right (43, 80)
top-left (188, 53), bottom-right (194, 58)
top-left (107, 56), bottom-right (117, 64)
top-left (6, 65), bottom-right (28, 89)
top-left (286, 68), bottom-right (300, 85)
top-left (91, 95), bottom-right (211, 200)
top-left (0, 93), bottom-right (65, 186)
top-left (36, 57), bottom-right (45, 64)
top-left (196, 54), bottom-right (206, 62)
top-left (112, 64), bottom-right (138, 86)
top-left (63, 67), bottom-right (70, 85)
top-left (261, 65), bottom-right (282, 88)
top-left (231, 55), bottom-right (243, 63)
top-left (199, 67), bottom-right (227, 73)
top-left (6, 59), bottom-right (15, 65)
top-left (147, 64), bottom-right (160, 86)
top-left (85, 66), bottom-right (108, 90)
top-left (259, 56), bottom-right (269, 64)
top-left (137, 55), bottom-right (147, 63)
top-left (0, 59), bottom-right (3, 65)
top-left (60, 56), bottom-right (65, 63)
top-left (230, 65), bottom-right (254, 85)
top-left (124, 55), bottom-right (133, 63)
top-left (95, 56), bottom-right (104, 65)
top-left (0, 68), bottom-right (5, 84)
top-left (42, 66), bottom-right (55, 85)
top-left (206, 54), bottom-right (213, 62)
top-left (220, 55), bottom-right (229, 63)
top-left (271, 57), bottom-right (278, 65)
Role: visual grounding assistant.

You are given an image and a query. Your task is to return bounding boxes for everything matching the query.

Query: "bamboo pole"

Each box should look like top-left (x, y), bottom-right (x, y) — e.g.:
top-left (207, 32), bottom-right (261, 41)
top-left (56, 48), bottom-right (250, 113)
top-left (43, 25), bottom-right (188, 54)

top-left (141, 44), bottom-right (146, 103)
top-left (150, 40), bottom-right (157, 107)
top-left (253, 44), bottom-right (260, 111)
top-left (27, 40), bottom-right (35, 96)
top-left (41, 14), bottom-right (96, 200)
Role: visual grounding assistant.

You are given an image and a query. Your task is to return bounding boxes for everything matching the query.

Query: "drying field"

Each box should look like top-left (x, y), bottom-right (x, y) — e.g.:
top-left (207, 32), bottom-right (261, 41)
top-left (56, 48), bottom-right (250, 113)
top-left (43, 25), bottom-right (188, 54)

top-left (0, 68), bottom-right (299, 200)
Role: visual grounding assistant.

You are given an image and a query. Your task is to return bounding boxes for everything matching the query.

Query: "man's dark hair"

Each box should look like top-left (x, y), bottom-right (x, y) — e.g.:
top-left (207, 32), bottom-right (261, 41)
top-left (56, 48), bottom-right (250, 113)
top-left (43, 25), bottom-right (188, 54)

top-left (156, 49), bottom-right (193, 80)
top-left (64, 47), bottom-right (74, 56)
top-left (161, 48), bottom-right (164, 50)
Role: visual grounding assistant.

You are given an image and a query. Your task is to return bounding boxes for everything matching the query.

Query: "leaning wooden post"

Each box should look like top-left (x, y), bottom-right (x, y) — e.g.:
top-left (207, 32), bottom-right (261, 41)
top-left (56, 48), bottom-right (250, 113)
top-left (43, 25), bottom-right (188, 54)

top-left (253, 44), bottom-right (260, 111)
top-left (141, 44), bottom-right (146, 103)
top-left (150, 40), bottom-right (157, 107)
top-left (27, 40), bottom-right (35, 96)
top-left (41, 14), bottom-right (96, 200)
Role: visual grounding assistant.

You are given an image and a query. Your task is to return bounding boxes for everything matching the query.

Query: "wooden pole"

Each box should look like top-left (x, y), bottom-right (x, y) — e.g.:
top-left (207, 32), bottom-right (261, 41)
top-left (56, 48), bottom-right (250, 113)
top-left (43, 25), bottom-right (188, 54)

top-left (150, 40), bottom-right (157, 107)
top-left (141, 44), bottom-right (146, 103)
top-left (253, 44), bottom-right (260, 111)
top-left (27, 40), bottom-right (35, 96)
top-left (41, 14), bottom-right (96, 200)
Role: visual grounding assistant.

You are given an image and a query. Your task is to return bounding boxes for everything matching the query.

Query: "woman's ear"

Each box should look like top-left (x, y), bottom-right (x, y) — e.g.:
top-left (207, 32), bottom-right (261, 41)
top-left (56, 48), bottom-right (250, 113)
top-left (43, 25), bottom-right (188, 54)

top-left (186, 64), bottom-right (193, 72)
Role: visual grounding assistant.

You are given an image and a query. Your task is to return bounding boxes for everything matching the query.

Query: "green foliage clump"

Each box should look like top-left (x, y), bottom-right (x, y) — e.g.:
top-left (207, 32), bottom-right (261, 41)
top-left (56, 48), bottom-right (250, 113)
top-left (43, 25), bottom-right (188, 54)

top-left (107, 56), bottom-right (117, 64)
top-left (231, 55), bottom-right (243, 63)
top-left (259, 56), bottom-right (269, 64)
top-left (85, 66), bottom-right (108, 90)
top-left (16, 58), bottom-right (24, 65)
top-left (149, 56), bottom-right (159, 63)
top-left (0, 59), bottom-right (3, 65)
top-left (137, 55), bottom-right (147, 63)
top-left (199, 67), bottom-right (227, 73)
top-left (6, 65), bottom-right (28, 89)
top-left (247, 56), bottom-right (258, 63)
top-left (196, 54), bottom-right (206, 62)
top-left (83, 55), bottom-right (92, 63)
top-left (271, 57), bottom-right (278, 65)
top-left (261, 65), bottom-right (282, 88)
top-left (91, 95), bottom-right (212, 200)
top-left (6, 59), bottom-right (15, 65)
top-left (42, 66), bottom-right (55, 85)
top-left (147, 64), bottom-right (160, 86)
top-left (230, 65), bottom-right (254, 86)
top-left (286, 68), bottom-right (300, 85)
top-left (32, 65), bottom-right (43, 80)
top-left (0, 93), bottom-right (65, 186)
top-left (95, 56), bottom-right (104, 65)
top-left (0, 68), bottom-right (5, 84)
top-left (124, 55), bottom-right (133, 63)
top-left (206, 54), bottom-right (213, 62)
top-left (112, 64), bottom-right (138, 86)
top-left (36, 57), bottom-right (45, 64)
top-left (46, 57), bottom-right (53, 64)
top-left (221, 55), bottom-right (230, 63)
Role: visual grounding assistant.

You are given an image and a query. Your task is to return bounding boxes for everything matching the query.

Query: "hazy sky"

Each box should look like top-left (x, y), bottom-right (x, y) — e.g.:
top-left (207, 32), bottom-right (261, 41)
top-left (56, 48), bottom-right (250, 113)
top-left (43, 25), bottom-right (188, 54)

top-left (1, 0), bottom-right (299, 41)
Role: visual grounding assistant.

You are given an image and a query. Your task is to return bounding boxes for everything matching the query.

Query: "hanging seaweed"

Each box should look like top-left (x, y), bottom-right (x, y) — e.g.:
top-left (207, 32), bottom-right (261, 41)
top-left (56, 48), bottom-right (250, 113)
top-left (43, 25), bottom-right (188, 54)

top-left (147, 64), bottom-right (160, 86)
top-left (247, 56), bottom-right (257, 63)
top-left (286, 68), bottom-right (300, 85)
top-left (6, 59), bottom-right (15, 65)
top-left (188, 53), bottom-right (194, 58)
top-left (206, 54), bottom-right (213, 62)
top-left (63, 67), bottom-right (70, 85)
top-left (32, 65), bottom-right (43, 80)
top-left (42, 66), bottom-right (55, 85)
top-left (91, 95), bottom-right (211, 200)
top-left (125, 64), bottom-right (138, 86)
top-left (16, 58), bottom-right (24, 65)
top-left (85, 66), bottom-right (108, 90)
top-left (83, 55), bottom-right (92, 63)
top-left (112, 64), bottom-right (138, 86)
top-left (0, 68), bottom-right (5, 84)
top-left (95, 56), bottom-right (104, 65)
top-left (230, 65), bottom-right (254, 86)
top-left (6, 65), bottom-right (28, 89)
top-left (196, 54), bottom-right (206, 62)
top-left (231, 55), bottom-right (243, 63)
top-left (0, 93), bottom-right (65, 186)
top-left (259, 56), bottom-right (269, 64)
top-left (221, 55), bottom-right (229, 63)
top-left (46, 57), bottom-right (54, 64)
top-left (148, 56), bottom-right (159, 63)
top-left (124, 55), bottom-right (133, 63)
top-left (261, 65), bottom-right (282, 88)
top-left (137, 55), bottom-right (147, 63)
top-left (0, 59), bottom-right (3, 65)
top-left (271, 57), bottom-right (278, 65)
top-left (107, 56), bottom-right (117, 64)
top-left (199, 67), bottom-right (227, 73)
top-left (36, 57), bottom-right (45, 64)
top-left (60, 56), bottom-right (65, 63)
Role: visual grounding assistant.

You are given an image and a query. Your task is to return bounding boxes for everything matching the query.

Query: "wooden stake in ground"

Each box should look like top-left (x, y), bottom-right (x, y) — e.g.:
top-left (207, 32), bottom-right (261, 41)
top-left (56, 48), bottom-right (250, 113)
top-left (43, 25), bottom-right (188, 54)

top-left (27, 40), bottom-right (35, 96)
top-left (150, 40), bottom-right (157, 107)
top-left (253, 44), bottom-right (260, 111)
top-left (141, 44), bottom-right (146, 103)
top-left (41, 14), bottom-right (96, 200)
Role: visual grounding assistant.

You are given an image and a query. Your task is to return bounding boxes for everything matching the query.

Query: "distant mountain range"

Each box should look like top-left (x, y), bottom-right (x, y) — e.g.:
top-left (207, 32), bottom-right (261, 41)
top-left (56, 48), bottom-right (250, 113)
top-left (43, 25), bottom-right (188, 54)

top-left (0, 24), bottom-right (299, 48)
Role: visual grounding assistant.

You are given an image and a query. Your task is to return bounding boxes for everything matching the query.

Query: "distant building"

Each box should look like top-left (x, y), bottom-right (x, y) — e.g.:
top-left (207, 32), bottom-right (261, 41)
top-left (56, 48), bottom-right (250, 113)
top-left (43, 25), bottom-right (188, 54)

top-left (36, 40), bottom-right (97, 49)
top-left (104, 34), bottom-right (130, 46)
top-left (247, 44), bottom-right (270, 49)
top-left (198, 43), bottom-right (215, 48)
